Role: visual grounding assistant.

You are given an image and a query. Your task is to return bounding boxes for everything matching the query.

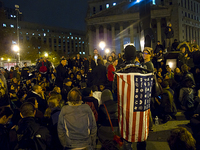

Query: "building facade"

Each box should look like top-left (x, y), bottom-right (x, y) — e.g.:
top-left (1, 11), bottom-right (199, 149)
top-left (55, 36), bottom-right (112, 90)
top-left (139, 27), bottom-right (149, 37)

top-left (0, 2), bottom-right (87, 57)
top-left (86, 0), bottom-right (200, 55)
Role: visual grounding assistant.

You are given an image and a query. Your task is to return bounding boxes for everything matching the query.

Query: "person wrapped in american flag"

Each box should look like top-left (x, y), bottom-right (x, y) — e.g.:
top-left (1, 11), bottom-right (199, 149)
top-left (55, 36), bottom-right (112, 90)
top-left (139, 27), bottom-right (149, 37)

top-left (114, 45), bottom-right (154, 150)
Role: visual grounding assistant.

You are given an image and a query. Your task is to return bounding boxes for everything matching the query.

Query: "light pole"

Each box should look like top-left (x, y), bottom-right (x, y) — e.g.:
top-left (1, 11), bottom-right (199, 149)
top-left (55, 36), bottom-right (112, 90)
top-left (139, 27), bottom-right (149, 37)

top-left (99, 41), bottom-right (106, 56)
top-left (105, 48), bottom-right (110, 57)
top-left (15, 5), bottom-right (22, 64)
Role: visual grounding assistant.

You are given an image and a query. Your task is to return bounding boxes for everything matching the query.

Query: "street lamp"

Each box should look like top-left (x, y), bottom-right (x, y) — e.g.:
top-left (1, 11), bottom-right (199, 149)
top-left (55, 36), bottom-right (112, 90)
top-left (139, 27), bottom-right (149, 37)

top-left (1, 58), bottom-right (3, 60)
top-left (44, 53), bottom-right (48, 57)
top-left (99, 41), bottom-right (106, 50)
top-left (8, 58), bottom-right (10, 62)
top-left (12, 45), bottom-right (19, 52)
top-left (15, 5), bottom-right (22, 64)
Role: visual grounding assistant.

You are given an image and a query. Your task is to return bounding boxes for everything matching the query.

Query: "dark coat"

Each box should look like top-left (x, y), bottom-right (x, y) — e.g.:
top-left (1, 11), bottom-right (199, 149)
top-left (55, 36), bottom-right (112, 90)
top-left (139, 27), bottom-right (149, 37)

top-left (0, 124), bottom-right (10, 150)
top-left (55, 64), bottom-right (67, 88)
top-left (25, 91), bottom-right (47, 114)
top-left (164, 26), bottom-right (174, 39)
top-left (92, 64), bottom-right (107, 86)
top-left (61, 85), bottom-right (71, 102)
top-left (15, 117), bottom-right (51, 150)
top-left (21, 67), bottom-right (30, 79)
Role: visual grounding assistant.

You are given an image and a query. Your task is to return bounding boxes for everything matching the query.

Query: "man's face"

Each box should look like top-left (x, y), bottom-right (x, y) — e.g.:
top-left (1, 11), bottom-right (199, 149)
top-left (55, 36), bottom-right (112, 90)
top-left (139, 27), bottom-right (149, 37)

top-left (77, 54), bottom-right (80, 58)
top-left (94, 49), bottom-right (98, 55)
top-left (37, 86), bottom-right (43, 93)
top-left (143, 50), bottom-right (151, 60)
top-left (24, 63), bottom-right (27, 67)
top-left (16, 67), bottom-right (19, 71)
top-left (157, 42), bottom-right (160, 45)
top-left (61, 60), bottom-right (67, 66)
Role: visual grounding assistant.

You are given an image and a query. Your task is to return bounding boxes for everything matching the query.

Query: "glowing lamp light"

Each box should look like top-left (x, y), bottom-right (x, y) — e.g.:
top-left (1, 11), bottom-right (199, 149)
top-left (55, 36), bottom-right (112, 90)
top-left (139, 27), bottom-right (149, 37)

top-left (44, 53), bottom-right (48, 57)
top-left (166, 59), bottom-right (177, 71)
top-left (105, 48), bottom-right (110, 54)
top-left (99, 41), bottom-right (106, 50)
top-left (1, 58), bottom-right (3, 60)
top-left (8, 58), bottom-right (10, 62)
top-left (12, 45), bottom-right (19, 52)
top-left (136, 0), bottom-right (142, 3)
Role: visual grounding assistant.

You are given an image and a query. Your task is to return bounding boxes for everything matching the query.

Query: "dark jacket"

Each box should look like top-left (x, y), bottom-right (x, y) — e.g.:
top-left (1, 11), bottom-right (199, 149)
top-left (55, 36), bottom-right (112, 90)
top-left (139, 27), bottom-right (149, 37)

top-left (55, 64), bottom-right (67, 88)
top-left (21, 67), bottom-right (30, 79)
top-left (0, 124), bottom-right (10, 150)
top-left (15, 117), bottom-right (51, 150)
top-left (154, 44), bottom-right (164, 53)
top-left (181, 72), bottom-right (195, 88)
top-left (92, 64), bottom-right (107, 86)
top-left (164, 26), bottom-right (174, 39)
top-left (61, 85), bottom-right (71, 102)
top-left (25, 91), bottom-right (47, 114)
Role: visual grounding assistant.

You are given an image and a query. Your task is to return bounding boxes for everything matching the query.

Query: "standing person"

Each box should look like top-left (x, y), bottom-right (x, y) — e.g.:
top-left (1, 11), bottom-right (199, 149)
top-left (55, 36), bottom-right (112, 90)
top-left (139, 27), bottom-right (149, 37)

top-left (21, 62), bottom-right (30, 80)
top-left (143, 47), bottom-right (154, 72)
top-left (92, 49), bottom-right (103, 66)
top-left (107, 59), bottom-right (118, 90)
top-left (55, 58), bottom-right (67, 89)
top-left (165, 23), bottom-right (174, 51)
top-left (57, 88), bottom-right (97, 150)
top-left (178, 47), bottom-right (189, 68)
top-left (114, 45), bottom-right (154, 150)
top-left (76, 53), bottom-right (83, 69)
top-left (154, 41), bottom-right (164, 54)
top-left (13, 65), bottom-right (21, 81)
top-left (92, 59), bottom-right (107, 86)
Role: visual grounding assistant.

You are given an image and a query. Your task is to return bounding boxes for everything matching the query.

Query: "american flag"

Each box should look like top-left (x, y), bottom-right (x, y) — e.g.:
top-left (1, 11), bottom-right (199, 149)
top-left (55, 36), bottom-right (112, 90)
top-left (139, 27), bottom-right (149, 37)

top-left (116, 72), bottom-right (153, 142)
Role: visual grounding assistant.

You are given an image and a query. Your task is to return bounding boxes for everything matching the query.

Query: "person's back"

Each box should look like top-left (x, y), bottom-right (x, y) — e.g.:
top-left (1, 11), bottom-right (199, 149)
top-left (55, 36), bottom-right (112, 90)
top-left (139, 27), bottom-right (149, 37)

top-left (57, 88), bottom-right (97, 149)
top-left (15, 102), bottom-right (51, 150)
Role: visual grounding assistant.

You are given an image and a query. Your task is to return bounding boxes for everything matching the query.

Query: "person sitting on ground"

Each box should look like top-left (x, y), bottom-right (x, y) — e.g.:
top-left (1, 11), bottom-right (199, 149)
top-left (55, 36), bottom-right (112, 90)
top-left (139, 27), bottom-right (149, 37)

top-left (14, 102), bottom-right (51, 150)
top-left (167, 127), bottom-right (196, 150)
top-left (0, 106), bottom-right (13, 150)
top-left (160, 80), bottom-right (177, 123)
top-left (57, 88), bottom-right (97, 149)
top-left (91, 85), bottom-right (102, 106)
top-left (98, 89), bottom-right (119, 147)
top-left (61, 78), bottom-right (72, 102)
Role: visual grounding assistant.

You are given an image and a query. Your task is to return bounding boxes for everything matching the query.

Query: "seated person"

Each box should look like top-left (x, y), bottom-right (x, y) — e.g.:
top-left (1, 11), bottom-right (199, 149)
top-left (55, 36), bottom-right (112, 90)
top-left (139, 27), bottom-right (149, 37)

top-left (160, 80), bottom-right (177, 122)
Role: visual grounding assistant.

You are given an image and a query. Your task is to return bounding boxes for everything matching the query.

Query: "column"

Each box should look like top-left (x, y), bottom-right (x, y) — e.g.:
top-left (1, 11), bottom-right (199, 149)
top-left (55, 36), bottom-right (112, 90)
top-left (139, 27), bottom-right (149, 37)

top-left (190, 26), bottom-right (193, 42)
top-left (88, 27), bottom-right (93, 55)
top-left (120, 22), bottom-right (124, 52)
top-left (187, 25), bottom-right (190, 41)
top-left (111, 23), bottom-right (115, 52)
top-left (103, 24), bottom-right (107, 42)
top-left (96, 25), bottom-right (99, 47)
top-left (156, 18), bottom-right (162, 43)
top-left (129, 21), bottom-right (134, 44)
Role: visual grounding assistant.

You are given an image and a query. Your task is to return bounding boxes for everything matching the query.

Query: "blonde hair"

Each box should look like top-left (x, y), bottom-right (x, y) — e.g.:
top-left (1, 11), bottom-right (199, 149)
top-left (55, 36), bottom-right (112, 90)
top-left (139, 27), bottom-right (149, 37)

top-left (44, 96), bottom-right (59, 118)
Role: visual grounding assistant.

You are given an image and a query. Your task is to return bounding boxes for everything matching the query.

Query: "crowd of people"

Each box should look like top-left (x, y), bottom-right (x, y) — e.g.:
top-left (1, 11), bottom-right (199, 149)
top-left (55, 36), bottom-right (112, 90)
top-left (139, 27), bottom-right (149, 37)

top-left (0, 39), bottom-right (200, 150)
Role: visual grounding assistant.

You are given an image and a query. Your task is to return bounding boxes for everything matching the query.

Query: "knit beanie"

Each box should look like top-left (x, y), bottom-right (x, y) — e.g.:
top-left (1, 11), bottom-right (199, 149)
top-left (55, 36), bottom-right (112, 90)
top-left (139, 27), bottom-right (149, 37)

top-left (101, 89), bottom-right (113, 104)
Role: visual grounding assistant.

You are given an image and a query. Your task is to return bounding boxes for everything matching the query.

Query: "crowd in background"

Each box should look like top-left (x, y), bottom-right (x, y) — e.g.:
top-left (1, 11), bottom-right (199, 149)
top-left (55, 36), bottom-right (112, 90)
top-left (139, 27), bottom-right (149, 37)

top-left (0, 38), bottom-right (200, 150)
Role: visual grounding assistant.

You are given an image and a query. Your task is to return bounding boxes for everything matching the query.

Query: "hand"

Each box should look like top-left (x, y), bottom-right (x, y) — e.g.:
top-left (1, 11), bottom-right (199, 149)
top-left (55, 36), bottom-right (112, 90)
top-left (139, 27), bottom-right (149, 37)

top-left (185, 54), bottom-right (188, 57)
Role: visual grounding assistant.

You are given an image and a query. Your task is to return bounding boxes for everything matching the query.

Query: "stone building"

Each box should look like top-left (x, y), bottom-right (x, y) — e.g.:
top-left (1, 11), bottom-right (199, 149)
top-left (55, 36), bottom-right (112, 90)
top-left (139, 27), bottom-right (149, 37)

top-left (0, 2), bottom-right (87, 56)
top-left (86, 0), bottom-right (200, 55)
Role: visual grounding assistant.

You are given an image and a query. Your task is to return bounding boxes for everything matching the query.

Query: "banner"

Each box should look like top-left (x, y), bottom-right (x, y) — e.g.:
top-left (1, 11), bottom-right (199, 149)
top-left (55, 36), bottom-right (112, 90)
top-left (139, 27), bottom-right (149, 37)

top-left (117, 72), bottom-right (153, 142)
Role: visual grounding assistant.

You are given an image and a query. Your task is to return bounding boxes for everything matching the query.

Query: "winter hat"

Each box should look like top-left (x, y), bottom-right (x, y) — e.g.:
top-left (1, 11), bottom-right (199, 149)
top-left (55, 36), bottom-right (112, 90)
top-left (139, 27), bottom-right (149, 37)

top-left (143, 47), bottom-right (153, 54)
top-left (101, 89), bottom-right (113, 104)
top-left (124, 45), bottom-right (136, 61)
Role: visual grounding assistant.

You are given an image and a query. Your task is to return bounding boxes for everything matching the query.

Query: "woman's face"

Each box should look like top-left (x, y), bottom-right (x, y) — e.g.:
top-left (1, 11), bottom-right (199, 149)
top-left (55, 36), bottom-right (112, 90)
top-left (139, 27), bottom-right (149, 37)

top-left (108, 56), bottom-right (112, 62)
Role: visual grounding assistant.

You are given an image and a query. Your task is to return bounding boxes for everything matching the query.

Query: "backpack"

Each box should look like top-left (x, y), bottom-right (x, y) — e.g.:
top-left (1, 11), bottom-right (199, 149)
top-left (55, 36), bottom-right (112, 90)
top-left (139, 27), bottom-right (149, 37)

top-left (39, 62), bottom-right (47, 74)
top-left (15, 126), bottom-right (44, 150)
top-left (85, 102), bottom-right (98, 121)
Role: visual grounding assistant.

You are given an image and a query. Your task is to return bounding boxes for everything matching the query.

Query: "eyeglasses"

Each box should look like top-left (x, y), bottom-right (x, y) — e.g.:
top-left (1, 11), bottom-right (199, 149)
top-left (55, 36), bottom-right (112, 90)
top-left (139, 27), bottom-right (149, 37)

top-left (143, 52), bottom-right (149, 55)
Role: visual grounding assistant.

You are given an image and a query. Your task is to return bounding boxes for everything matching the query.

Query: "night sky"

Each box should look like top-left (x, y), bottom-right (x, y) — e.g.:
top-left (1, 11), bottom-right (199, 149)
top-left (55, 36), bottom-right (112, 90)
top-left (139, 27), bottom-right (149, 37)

top-left (1, 0), bottom-right (88, 31)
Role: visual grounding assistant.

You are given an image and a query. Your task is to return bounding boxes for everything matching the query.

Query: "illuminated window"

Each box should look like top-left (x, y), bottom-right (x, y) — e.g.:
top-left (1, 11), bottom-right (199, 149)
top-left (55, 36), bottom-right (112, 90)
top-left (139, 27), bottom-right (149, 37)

top-left (10, 15), bottom-right (13, 17)
top-left (32, 33), bottom-right (34, 35)
top-left (83, 52), bottom-right (85, 54)
top-left (79, 37), bottom-right (81, 40)
top-left (79, 52), bottom-right (82, 54)
top-left (38, 34), bottom-right (41, 36)
top-left (2, 24), bottom-right (6, 27)
top-left (44, 33), bottom-right (46, 36)
top-left (70, 33), bottom-right (72, 35)
top-left (113, 2), bottom-right (116, 6)
top-left (10, 24), bottom-right (14, 28)
top-left (67, 37), bottom-right (69, 39)
top-left (71, 36), bottom-right (73, 39)
top-left (75, 37), bottom-right (77, 39)
top-left (106, 4), bottom-right (109, 8)
top-left (26, 33), bottom-right (28, 35)
top-left (14, 15), bottom-right (16, 18)
top-left (152, 0), bottom-right (156, 5)
top-left (47, 29), bottom-right (49, 32)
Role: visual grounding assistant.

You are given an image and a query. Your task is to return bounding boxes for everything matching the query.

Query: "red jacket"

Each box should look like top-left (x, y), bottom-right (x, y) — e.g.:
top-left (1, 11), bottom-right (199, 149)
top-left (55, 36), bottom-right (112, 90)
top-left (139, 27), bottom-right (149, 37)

top-left (107, 64), bottom-right (115, 81)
